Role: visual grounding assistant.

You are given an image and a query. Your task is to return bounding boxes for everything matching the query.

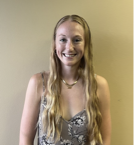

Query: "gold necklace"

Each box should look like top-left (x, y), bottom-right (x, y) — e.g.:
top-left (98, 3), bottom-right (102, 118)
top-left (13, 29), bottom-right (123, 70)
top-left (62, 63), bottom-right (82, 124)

top-left (62, 77), bottom-right (79, 89)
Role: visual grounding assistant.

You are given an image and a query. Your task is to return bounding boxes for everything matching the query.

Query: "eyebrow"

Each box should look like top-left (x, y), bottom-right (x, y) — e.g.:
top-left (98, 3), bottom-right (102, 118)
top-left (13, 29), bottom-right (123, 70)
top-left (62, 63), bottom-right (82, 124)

top-left (58, 34), bottom-right (82, 37)
top-left (58, 34), bottom-right (66, 36)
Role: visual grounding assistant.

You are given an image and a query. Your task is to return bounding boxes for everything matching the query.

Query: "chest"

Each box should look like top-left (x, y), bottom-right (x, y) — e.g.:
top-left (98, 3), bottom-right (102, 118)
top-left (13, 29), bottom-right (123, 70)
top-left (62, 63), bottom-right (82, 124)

top-left (38, 101), bottom-right (89, 145)
top-left (60, 80), bottom-right (86, 121)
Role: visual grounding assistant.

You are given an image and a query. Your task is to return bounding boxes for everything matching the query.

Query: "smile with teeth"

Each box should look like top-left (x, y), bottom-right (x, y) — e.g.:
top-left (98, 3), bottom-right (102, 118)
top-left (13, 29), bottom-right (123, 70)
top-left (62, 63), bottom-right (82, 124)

top-left (63, 53), bottom-right (76, 57)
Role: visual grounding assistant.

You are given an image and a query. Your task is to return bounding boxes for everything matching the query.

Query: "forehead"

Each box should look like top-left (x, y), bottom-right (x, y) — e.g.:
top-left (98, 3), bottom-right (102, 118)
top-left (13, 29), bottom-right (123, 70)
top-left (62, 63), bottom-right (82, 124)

top-left (56, 20), bottom-right (84, 37)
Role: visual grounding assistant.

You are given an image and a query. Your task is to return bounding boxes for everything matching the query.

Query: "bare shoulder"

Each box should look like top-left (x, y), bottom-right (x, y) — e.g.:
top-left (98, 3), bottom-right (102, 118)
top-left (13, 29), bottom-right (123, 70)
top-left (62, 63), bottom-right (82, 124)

top-left (29, 73), bottom-right (42, 94)
top-left (95, 75), bottom-right (108, 88)
top-left (28, 71), bottom-right (49, 99)
top-left (30, 73), bottom-right (42, 85)
top-left (95, 74), bottom-right (110, 100)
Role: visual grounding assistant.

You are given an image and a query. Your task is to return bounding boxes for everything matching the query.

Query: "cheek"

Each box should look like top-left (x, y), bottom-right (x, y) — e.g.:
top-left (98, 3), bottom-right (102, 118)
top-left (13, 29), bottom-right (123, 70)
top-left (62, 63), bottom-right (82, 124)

top-left (55, 40), bottom-right (60, 49)
top-left (79, 44), bottom-right (85, 53)
top-left (81, 49), bottom-right (85, 58)
top-left (55, 43), bottom-right (64, 52)
top-left (55, 45), bottom-right (63, 56)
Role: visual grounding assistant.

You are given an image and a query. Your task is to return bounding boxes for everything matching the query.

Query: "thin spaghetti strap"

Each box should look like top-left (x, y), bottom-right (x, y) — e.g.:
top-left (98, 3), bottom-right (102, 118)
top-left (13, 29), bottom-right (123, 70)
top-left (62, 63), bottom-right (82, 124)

top-left (94, 74), bottom-right (97, 78)
top-left (41, 72), bottom-right (45, 92)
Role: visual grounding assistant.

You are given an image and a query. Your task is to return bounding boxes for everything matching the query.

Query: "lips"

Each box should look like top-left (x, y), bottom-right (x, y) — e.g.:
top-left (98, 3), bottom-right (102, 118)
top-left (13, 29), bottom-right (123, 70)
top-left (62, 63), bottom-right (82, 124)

top-left (63, 53), bottom-right (77, 57)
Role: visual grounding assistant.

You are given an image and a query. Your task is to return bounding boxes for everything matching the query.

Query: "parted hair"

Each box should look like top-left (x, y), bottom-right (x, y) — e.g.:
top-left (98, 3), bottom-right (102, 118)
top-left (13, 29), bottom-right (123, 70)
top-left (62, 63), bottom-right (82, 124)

top-left (42, 15), bottom-right (102, 144)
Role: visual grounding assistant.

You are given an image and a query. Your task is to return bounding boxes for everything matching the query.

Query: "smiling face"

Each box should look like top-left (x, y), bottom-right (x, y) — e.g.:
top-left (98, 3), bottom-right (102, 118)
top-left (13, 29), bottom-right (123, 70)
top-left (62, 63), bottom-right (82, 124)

top-left (55, 20), bottom-right (85, 67)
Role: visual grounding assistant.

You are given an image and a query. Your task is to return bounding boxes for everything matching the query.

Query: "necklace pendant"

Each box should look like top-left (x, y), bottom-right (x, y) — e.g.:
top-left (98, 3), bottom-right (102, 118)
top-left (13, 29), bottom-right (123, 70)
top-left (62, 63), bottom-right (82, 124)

top-left (68, 86), bottom-right (72, 89)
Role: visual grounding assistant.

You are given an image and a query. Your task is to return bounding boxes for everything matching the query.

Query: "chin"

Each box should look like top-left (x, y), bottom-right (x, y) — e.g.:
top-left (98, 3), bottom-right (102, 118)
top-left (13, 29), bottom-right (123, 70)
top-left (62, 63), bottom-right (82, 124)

top-left (61, 61), bottom-right (80, 67)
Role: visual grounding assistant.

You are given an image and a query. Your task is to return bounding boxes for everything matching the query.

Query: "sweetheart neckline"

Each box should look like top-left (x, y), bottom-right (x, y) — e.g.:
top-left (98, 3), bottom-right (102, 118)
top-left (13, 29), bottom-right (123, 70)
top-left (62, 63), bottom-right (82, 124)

top-left (42, 98), bottom-right (86, 122)
top-left (61, 109), bottom-right (86, 123)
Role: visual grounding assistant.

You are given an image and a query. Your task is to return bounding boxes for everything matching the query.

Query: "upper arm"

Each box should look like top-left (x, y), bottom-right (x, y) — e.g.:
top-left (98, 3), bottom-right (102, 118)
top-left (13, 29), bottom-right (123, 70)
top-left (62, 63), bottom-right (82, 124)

top-left (96, 75), bottom-right (111, 145)
top-left (19, 73), bottom-right (43, 145)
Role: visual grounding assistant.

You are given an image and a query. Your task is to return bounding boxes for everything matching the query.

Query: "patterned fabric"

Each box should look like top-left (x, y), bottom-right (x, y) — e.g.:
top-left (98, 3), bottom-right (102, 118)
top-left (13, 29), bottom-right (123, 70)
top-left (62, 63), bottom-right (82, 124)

top-left (37, 73), bottom-right (96, 145)
top-left (38, 97), bottom-right (95, 145)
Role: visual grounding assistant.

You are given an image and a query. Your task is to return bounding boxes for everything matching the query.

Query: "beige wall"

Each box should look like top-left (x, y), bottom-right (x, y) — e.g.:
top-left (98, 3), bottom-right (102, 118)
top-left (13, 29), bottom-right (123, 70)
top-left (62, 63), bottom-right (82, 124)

top-left (0, 0), bottom-right (132, 145)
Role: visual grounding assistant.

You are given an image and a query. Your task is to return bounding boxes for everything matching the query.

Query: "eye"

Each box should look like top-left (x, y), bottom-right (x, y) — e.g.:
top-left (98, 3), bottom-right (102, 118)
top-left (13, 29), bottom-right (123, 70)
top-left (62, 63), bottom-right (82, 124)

top-left (74, 38), bottom-right (81, 43)
top-left (60, 38), bottom-right (67, 43)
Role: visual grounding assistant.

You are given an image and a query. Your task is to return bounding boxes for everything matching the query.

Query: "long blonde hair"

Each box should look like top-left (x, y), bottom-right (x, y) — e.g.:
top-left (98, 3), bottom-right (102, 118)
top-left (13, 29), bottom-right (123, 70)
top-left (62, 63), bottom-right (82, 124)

top-left (42, 15), bottom-right (102, 144)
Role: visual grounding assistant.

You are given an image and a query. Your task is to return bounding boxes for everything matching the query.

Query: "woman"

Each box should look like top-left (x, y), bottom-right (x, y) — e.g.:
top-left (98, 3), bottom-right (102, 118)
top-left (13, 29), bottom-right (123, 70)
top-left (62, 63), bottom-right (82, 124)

top-left (19, 15), bottom-right (111, 145)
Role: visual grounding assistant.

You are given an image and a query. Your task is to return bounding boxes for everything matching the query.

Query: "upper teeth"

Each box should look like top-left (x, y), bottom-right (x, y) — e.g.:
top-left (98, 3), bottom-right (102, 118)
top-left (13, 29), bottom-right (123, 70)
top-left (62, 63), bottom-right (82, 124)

top-left (64, 54), bottom-right (76, 57)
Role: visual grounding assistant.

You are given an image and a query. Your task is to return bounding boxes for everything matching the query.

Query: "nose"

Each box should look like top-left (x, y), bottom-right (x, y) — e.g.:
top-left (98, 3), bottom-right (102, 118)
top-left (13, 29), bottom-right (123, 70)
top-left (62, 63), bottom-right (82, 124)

top-left (66, 40), bottom-right (74, 51)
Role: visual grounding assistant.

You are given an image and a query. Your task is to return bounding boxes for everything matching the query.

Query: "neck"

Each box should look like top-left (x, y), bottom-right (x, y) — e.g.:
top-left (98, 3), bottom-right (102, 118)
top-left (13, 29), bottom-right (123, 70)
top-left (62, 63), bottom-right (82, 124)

top-left (61, 65), bottom-right (79, 83)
